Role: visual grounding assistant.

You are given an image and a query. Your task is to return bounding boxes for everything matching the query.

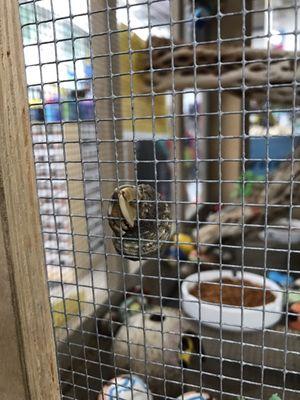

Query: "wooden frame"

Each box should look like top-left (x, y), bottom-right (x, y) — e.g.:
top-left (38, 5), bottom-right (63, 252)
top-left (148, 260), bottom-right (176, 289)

top-left (0, 1), bottom-right (60, 399)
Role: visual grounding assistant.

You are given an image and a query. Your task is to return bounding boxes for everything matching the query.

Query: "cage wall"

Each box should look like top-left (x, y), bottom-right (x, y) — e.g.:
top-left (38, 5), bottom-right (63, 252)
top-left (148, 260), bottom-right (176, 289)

top-left (18, 0), bottom-right (300, 400)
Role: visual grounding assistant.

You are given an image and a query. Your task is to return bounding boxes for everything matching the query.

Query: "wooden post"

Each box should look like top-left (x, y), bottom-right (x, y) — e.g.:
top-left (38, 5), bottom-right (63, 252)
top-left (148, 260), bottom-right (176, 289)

top-left (0, 1), bottom-right (60, 399)
top-left (220, 93), bottom-right (242, 202)
top-left (171, 0), bottom-right (186, 219)
top-left (208, 0), bottom-right (252, 203)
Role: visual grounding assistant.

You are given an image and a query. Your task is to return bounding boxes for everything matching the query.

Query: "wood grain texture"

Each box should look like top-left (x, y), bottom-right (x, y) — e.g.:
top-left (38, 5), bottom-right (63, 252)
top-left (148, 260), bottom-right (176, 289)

top-left (0, 1), bottom-right (60, 399)
top-left (90, 0), bottom-right (124, 291)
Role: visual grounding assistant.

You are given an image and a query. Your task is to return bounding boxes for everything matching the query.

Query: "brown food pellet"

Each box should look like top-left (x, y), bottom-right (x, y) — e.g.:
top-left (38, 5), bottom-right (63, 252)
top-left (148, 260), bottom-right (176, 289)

top-left (190, 278), bottom-right (276, 307)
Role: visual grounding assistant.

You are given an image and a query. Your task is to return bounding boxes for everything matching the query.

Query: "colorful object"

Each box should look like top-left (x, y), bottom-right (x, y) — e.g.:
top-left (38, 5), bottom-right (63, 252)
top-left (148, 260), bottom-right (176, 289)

top-left (233, 171), bottom-right (264, 201)
top-left (173, 233), bottom-right (195, 256)
top-left (268, 395), bottom-right (282, 400)
top-left (288, 291), bottom-right (300, 305)
top-left (179, 336), bottom-right (197, 367)
top-left (99, 374), bottom-right (151, 400)
top-left (165, 233), bottom-right (196, 263)
top-left (44, 102), bottom-right (61, 122)
top-left (176, 391), bottom-right (215, 400)
top-left (288, 302), bottom-right (300, 331)
top-left (267, 271), bottom-right (294, 287)
top-left (166, 245), bottom-right (188, 262)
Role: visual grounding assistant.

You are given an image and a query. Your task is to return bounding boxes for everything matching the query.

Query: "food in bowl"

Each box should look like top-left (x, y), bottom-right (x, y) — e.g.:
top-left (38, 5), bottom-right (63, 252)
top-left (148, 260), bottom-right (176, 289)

top-left (190, 278), bottom-right (276, 307)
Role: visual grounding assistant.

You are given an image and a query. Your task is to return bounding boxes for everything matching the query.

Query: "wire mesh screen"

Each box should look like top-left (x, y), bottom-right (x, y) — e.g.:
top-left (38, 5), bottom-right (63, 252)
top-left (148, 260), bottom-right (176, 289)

top-left (19, 0), bottom-right (300, 399)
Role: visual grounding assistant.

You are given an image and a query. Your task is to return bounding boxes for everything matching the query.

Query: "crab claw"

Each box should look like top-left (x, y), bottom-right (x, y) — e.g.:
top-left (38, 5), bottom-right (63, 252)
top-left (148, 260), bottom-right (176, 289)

top-left (118, 187), bottom-right (137, 228)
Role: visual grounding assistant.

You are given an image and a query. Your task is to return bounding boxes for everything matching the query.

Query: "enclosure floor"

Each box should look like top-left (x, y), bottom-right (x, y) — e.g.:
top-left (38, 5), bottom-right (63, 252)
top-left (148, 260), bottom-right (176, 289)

top-left (61, 362), bottom-right (299, 400)
top-left (60, 324), bottom-right (300, 400)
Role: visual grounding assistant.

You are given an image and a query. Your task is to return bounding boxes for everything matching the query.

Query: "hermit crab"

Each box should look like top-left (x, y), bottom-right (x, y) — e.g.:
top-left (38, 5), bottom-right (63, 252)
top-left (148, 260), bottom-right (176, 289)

top-left (108, 184), bottom-right (171, 259)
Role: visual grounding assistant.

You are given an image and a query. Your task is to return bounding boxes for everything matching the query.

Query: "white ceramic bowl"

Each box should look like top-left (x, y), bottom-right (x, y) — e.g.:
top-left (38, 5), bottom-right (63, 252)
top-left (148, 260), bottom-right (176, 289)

top-left (181, 270), bottom-right (283, 331)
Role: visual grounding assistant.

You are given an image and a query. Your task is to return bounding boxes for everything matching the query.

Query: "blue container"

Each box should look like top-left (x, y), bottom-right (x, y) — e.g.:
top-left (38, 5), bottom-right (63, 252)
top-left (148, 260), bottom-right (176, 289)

top-left (44, 103), bottom-right (61, 123)
top-left (248, 136), bottom-right (300, 176)
top-left (268, 271), bottom-right (294, 287)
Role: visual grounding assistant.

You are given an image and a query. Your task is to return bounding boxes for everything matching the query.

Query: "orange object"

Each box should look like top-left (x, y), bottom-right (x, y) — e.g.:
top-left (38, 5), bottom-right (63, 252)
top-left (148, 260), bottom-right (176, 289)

top-left (289, 319), bottom-right (300, 330)
top-left (288, 302), bottom-right (300, 331)
top-left (290, 302), bottom-right (300, 313)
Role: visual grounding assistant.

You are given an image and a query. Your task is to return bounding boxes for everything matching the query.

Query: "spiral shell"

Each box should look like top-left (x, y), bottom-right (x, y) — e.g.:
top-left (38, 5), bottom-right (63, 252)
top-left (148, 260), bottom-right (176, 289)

top-left (108, 184), bottom-right (171, 259)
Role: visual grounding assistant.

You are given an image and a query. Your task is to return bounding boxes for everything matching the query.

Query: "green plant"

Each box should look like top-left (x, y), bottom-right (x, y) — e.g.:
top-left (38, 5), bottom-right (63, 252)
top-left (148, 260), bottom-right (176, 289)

top-left (232, 170), bottom-right (264, 200)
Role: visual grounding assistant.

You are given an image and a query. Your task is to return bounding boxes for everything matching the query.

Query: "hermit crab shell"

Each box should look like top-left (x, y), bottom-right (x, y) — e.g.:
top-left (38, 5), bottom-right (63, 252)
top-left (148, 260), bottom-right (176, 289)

top-left (176, 391), bottom-right (216, 400)
top-left (113, 306), bottom-right (202, 397)
top-left (99, 374), bottom-right (152, 400)
top-left (108, 184), bottom-right (171, 259)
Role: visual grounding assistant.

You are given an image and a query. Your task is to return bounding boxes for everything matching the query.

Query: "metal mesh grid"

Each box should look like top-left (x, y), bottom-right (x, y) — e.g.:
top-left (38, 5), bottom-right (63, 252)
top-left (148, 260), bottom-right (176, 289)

top-left (19, 0), bottom-right (300, 399)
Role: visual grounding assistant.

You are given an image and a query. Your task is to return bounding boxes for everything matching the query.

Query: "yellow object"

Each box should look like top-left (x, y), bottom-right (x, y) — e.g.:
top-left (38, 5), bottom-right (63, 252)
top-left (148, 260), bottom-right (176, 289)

top-left (52, 290), bottom-right (86, 328)
top-left (180, 336), bottom-right (195, 366)
top-left (173, 233), bottom-right (195, 255)
top-left (129, 301), bottom-right (142, 313)
top-left (117, 25), bottom-right (170, 138)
